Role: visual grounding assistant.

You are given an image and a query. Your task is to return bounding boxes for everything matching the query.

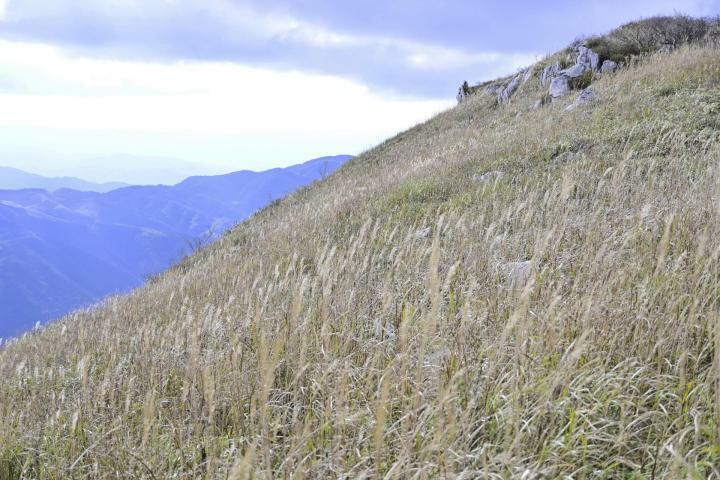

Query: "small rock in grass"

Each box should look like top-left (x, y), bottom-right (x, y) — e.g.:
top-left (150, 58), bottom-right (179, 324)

top-left (550, 76), bottom-right (570, 98)
top-left (541, 62), bottom-right (561, 87)
top-left (414, 227), bottom-right (432, 240)
top-left (499, 260), bottom-right (533, 286)
top-left (474, 171), bottom-right (504, 183)
top-left (560, 63), bottom-right (588, 79)
top-left (566, 88), bottom-right (598, 112)
top-left (522, 66), bottom-right (535, 84)
top-left (576, 45), bottom-right (600, 72)
top-left (498, 73), bottom-right (523, 104)
top-left (600, 60), bottom-right (618, 74)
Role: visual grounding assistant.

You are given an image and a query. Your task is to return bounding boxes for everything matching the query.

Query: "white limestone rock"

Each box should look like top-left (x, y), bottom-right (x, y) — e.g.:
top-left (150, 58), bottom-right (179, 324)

top-left (484, 84), bottom-right (503, 95)
top-left (474, 171), bottom-right (504, 183)
top-left (541, 62), bottom-right (561, 87)
top-left (499, 73), bottom-right (523, 104)
top-left (414, 227), bottom-right (432, 240)
top-left (566, 87), bottom-right (598, 111)
top-left (560, 63), bottom-right (589, 78)
top-left (577, 45), bottom-right (600, 71)
top-left (550, 76), bottom-right (570, 98)
top-left (544, 45), bottom-right (601, 99)
top-left (600, 60), bottom-right (618, 74)
top-left (522, 66), bottom-right (535, 84)
top-left (499, 261), bottom-right (533, 286)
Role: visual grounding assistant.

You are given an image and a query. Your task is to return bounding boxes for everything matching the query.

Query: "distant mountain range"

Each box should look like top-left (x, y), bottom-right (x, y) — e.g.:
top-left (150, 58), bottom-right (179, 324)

top-left (47, 154), bottom-right (219, 185)
top-left (0, 155), bottom-right (351, 339)
top-left (0, 166), bottom-right (129, 193)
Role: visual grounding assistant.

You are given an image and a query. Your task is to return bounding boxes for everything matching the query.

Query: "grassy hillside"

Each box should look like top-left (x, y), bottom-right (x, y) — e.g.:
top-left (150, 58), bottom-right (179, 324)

top-left (2, 19), bottom-right (720, 479)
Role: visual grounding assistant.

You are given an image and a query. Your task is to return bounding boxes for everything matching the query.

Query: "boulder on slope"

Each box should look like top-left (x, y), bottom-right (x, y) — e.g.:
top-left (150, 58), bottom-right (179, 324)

top-left (541, 62), bottom-right (561, 87)
top-left (600, 60), bottom-right (618, 73)
top-left (550, 76), bottom-right (570, 98)
top-left (499, 73), bottom-right (523, 104)
top-left (577, 45), bottom-right (600, 71)
top-left (566, 88), bottom-right (598, 111)
top-left (544, 45), bottom-right (601, 98)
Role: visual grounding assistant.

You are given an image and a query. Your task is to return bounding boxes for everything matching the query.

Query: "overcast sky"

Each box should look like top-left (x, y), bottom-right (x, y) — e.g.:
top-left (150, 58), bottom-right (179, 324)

top-left (0, 0), bottom-right (717, 183)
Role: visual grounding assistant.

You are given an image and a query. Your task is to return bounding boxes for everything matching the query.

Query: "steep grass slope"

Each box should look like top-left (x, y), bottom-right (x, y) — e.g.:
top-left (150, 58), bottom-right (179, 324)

top-left (2, 27), bottom-right (720, 479)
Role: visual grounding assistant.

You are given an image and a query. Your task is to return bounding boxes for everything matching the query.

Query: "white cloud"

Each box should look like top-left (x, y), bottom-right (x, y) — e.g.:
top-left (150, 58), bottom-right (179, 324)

top-left (2, 0), bottom-right (538, 79)
top-left (406, 47), bottom-right (535, 72)
top-left (0, 40), bottom-right (451, 135)
top-left (0, 39), bottom-right (453, 179)
top-left (0, 1), bottom-right (539, 180)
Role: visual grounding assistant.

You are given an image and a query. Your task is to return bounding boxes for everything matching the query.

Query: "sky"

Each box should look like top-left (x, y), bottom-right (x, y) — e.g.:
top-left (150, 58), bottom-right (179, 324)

top-left (0, 0), bottom-right (717, 184)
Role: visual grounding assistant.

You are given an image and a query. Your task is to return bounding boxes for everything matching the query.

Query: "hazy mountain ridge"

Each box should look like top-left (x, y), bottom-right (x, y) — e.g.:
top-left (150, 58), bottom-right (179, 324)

top-left (0, 155), bottom-right (351, 338)
top-left (0, 166), bottom-right (128, 193)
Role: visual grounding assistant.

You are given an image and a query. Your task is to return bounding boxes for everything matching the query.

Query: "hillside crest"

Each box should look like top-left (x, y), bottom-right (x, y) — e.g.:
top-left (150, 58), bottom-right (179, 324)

top-left (458, 15), bottom-right (719, 108)
top-left (2, 15), bottom-right (720, 479)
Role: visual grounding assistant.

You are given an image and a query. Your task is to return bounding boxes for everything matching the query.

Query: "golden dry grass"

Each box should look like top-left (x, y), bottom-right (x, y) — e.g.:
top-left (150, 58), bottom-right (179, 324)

top-left (2, 42), bottom-right (720, 478)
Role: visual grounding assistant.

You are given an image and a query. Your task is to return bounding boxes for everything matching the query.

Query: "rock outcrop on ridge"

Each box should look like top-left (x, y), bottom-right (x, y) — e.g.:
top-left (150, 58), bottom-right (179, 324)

top-left (457, 42), bottom-right (613, 106)
top-left (458, 65), bottom-right (536, 106)
top-left (456, 39), bottom-right (629, 108)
